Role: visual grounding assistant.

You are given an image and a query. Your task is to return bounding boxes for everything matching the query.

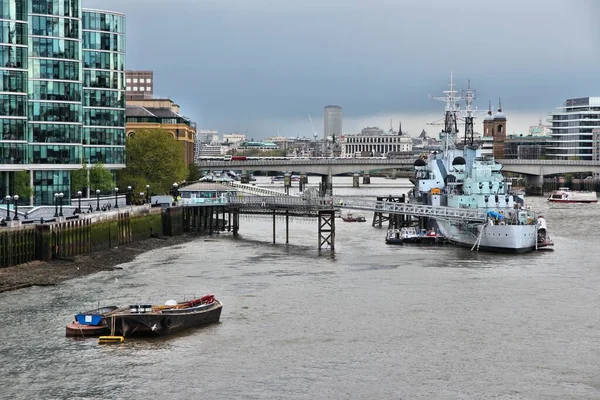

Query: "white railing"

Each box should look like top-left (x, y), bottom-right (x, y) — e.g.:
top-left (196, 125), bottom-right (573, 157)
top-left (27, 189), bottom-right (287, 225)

top-left (225, 181), bottom-right (299, 197)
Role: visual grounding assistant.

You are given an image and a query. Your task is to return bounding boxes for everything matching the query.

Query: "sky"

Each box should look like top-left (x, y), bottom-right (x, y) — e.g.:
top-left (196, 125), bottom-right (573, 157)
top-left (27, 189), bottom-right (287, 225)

top-left (85, 0), bottom-right (600, 139)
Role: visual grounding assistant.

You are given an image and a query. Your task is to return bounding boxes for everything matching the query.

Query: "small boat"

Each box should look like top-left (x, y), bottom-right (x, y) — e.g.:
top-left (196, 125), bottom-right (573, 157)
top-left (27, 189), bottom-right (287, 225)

top-left (548, 187), bottom-right (597, 203)
top-left (65, 306), bottom-right (119, 337)
top-left (108, 294), bottom-right (222, 337)
top-left (385, 227), bottom-right (443, 245)
top-left (340, 213), bottom-right (366, 222)
top-left (536, 215), bottom-right (554, 250)
top-left (270, 175), bottom-right (284, 183)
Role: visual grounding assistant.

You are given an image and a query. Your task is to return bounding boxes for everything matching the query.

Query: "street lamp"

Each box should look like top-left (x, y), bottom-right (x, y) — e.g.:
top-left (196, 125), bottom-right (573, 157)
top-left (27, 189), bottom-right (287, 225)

top-left (58, 192), bottom-right (64, 217)
top-left (13, 195), bottom-right (19, 220)
top-left (54, 193), bottom-right (59, 217)
top-left (95, 189), bottom-right (100, 211)
top-left (172, 182), bottom-right (179, 199)
top-left (145, 184), bottom-right (150, 204)
top-left (127, 186), bottom-right (132, 206)
top-left (76, 191), bottom-right (82, 214)
top-left (114, 187), bottom-right (119, 209)
top-left (4, 195), bottom-right (11, 222)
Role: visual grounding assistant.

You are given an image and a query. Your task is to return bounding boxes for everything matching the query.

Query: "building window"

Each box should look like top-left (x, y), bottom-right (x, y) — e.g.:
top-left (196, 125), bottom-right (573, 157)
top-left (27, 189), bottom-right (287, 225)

top-left (139, 79), bottom-right (145, 83)
top-left (133, 78), bottom-right (138, 83)
top-left (126, 87), bottom-right (131, 91)
top-left (133, 86), bottom-right (138, 91)
top-left (147, 79), bottom-right (152, 83)
top-left (146, 87), bottom-right (151, 91)
top-left (139, 87), bottom-right (144, 91)
top-left (126, 78), bottom-right (131, 83)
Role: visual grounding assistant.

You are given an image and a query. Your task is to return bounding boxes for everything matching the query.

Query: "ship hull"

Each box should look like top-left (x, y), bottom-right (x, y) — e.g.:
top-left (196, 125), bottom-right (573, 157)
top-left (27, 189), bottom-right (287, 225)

top-left (548, 199), bottom-right (597, 204)
top-left (436, 220), bottom-right (538, 253)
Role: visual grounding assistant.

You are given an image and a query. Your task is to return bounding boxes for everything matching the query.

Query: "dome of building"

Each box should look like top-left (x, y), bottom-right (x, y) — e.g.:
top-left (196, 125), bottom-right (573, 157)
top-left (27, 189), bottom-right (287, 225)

top-left (494, 110), bottom-right (506, 120)
top-left (414, 158), bottom-right (427, 167)
top-left (484, 113), bottom-right (493, 121)
top-left (452, 156), bottom-right (466, 165)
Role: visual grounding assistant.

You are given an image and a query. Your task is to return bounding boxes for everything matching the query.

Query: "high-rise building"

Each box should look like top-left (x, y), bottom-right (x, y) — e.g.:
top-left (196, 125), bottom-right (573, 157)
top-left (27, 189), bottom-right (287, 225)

top-left (0, 1), bottom-right (126, 205)
top-left (548, 97), bottom-right (600, 160)
top-left (125, 70), bottom-right (153, 99)
top-left (324, 105), bottom-right (342, 141)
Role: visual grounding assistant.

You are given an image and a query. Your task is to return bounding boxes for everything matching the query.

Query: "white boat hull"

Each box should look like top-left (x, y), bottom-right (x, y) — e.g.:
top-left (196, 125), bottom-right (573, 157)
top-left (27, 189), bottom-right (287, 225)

top-left (436, 220), bottom-right (538, 253)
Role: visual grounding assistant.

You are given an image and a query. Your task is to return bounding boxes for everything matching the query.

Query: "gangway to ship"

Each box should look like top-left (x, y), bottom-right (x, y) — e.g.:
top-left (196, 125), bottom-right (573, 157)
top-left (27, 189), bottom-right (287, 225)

top-left (332, 197), bottom-right (487, 222)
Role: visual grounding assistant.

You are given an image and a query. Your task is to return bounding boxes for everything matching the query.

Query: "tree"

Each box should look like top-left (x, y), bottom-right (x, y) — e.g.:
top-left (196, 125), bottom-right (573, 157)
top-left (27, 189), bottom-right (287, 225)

top-left (117, 129), bottom-right (187, 195)
top-left (187, 163), bottom-right (201, 182)
top-left (71, 164), bottom-right (88, 195)
top-left (89, 163), bottom-right (115, 193)
top-left (14, 171), bottom-right (32, 203)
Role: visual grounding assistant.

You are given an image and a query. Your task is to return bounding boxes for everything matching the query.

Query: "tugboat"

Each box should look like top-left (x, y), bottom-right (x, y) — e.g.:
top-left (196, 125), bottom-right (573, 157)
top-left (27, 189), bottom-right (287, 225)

top-left (340, 212), bottom-right (366, 222)
top-left (386, 227), bottom-right (443, 245)
top-left (409, 77), bottom-right (551, 253)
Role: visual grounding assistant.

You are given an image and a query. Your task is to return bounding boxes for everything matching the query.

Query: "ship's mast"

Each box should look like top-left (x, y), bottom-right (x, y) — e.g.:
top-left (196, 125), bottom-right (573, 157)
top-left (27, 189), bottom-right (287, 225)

top-left (462, 79), bottom-right (476, 148)
top-left (430, 72), bottom-right (462, 153)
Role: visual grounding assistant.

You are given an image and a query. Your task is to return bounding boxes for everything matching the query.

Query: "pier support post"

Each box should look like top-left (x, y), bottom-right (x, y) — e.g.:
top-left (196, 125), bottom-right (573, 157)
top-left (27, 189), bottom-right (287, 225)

top-left (272, 210), bottom-right (276, 244)
top-left (232, 212), bottom-right (239, 236)
top-left (525, 174), bottom-right (544, 196)
top-left (286, 210), bottom-right (289, 244)
top-left (240, 172), bottom-right (250, 184)
top-left (363, 173), bottom-right (370, 184)
top-left (299, 174), bottom-right (307, 192)
top-left (353, 173), bottom-right (360, 188)
top-left (284, 172), bottom-right (292, 195)
top-left (318, 210), bottom-right (335, 251)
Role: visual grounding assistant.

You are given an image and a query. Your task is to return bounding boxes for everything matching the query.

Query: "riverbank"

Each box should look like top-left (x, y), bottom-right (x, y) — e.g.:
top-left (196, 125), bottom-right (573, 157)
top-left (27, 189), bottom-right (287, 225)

top-left (0, 234), bottom-right (198, 294)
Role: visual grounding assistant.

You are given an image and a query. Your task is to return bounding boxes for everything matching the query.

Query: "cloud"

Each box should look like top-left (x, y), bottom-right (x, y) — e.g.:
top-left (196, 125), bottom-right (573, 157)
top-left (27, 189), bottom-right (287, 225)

top-left (84, 0), bottom-right (600, 138)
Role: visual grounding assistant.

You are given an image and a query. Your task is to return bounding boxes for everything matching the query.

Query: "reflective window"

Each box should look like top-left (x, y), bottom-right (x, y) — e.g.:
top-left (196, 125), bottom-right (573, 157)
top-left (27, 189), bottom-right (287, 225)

top-left (0, 142), bottom-right (26, 163)
top-left (33, 170), bottom-right (71, 206)
top-left (82, 31), bottom-right (124, 52)
top-left (83, 69), bottom-right (123, 90)
top-left (29, 58), bottom-right (80, 80)
top-left (29, 144), bottom-right (82, 164)
top-left (29, 80), bottom-right (82, 101)
top-left (29, 16), bottom-right (79, 39)
top-left (0, 0), bottom-right (27, 21)
top-left (83, 89), bottom-right (124, 108)
top-left (30, 37), bottom-right (79, 59)
top-left (30, 0), bottom-right (79, 18)
top-left (83, 50), bottom-right (124, 70)
top-left (0, 45), bottom-right (27, 68)
top-left (82, 11), bottom-right (125, 34)
top-left (83, 127), bottom-right (125, 145)
top-left (0, 118), bottom-right (26, 140)
top-left (0, 70), bottom-right (27, 92)
top-left (84, 146), bottom-right (125, 164)
top-left (0, 93), bottom-right (26, 116)
top-left (84, 108), bottom-right (124, 127)
top-left (30, 123), bottom-right (80, 143)
top-left (28, 102), bottom-right (82, 122)
top-left (0, 21), bottom-right (27, 44)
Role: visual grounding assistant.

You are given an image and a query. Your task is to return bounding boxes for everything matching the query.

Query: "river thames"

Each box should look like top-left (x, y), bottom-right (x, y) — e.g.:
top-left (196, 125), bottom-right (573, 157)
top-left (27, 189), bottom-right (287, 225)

top-left (0, 177), bottom-right (599, 399)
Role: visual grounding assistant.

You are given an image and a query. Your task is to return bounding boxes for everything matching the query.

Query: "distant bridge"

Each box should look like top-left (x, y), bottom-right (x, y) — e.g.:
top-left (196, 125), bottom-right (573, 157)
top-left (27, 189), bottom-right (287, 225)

top-left (197, 158), bottom-right (600, 177)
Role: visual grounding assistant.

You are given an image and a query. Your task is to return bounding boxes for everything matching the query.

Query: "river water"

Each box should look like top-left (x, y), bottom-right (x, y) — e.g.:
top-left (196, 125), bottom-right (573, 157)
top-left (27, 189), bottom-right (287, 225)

top-left (1, 178), bottom-right (599, 399)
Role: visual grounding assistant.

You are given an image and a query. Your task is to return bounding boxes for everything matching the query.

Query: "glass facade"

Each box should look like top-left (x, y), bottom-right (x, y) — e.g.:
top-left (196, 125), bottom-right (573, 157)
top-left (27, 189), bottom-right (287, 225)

top-left (0, 0), bottom-right (28, 197)
top-left (548, 98), bottom-right (600, 161)
top-left (82, 9), bottom-right (125, 170)
top-left (0, 2), bottom-right (125, 205)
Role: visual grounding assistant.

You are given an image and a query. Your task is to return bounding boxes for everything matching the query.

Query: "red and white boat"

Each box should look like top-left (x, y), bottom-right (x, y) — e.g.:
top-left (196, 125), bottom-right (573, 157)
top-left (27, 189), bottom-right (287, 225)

top-left (548, 188), bottom-right (597, 203)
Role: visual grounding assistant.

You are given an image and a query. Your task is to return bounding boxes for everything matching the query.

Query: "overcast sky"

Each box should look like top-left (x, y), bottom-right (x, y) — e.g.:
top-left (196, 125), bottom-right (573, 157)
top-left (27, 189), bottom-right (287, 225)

top-left (85, 0), bottom-right (600, 139)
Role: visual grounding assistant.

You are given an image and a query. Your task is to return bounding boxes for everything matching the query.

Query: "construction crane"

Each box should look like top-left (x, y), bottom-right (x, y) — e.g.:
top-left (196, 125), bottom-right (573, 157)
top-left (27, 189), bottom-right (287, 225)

top-left (308, 114), bottom-right (318, 141)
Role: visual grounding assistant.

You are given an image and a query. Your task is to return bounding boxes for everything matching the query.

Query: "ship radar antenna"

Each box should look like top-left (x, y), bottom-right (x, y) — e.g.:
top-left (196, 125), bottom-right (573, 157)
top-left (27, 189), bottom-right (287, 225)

top-left (429, 72), bottom-right (463, 152)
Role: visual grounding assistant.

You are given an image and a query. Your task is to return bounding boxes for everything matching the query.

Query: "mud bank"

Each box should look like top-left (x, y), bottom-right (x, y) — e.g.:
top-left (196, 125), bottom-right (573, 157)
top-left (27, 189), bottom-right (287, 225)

top-left (0, 235), bottom-right (200, 294)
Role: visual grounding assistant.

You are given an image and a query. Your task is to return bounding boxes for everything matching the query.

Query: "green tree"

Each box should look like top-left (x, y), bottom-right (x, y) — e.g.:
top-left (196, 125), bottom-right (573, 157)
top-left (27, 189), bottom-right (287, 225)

top-left (117, 129), bottom-right (187, 195)
top-left (89, 163), bottom-right (114, 193)
top-left (71, 164), bottom-right (88, 195)
top-left (187, 163), bottom-right (201, 182)
top-left (14, 171), bottom-right (32, 203)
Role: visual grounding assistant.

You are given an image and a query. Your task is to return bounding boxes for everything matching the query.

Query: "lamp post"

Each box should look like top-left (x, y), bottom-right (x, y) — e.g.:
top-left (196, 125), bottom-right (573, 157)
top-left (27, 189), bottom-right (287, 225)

top-left (58, 192), bottom-right (64, 217)
top-left (12, 195), bottom-right (19, 220)
top-left (172, 182), bottom-right (179, 199)
top-left (54, 193), bottom-right (59, 217)
top-left (76, 191), bottom-right (82, 214)
top-left (127, 186), bottom-right (132, 206)
top-left (95, 189), bottom-right (100, 211)
top-left (145, 184), bottom-right (150, 204)
top-left (114, 187), bottom-right (119, 209)
top-left (4, 195), bottom-right (11, 222)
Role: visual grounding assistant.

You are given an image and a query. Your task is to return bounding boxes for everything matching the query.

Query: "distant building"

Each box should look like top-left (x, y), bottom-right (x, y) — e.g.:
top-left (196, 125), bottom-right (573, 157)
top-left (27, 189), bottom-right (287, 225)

top-left (528, 118), bottom-right (551, 136)
top-left (504, 135), bottom-right (550, 159)
top-left (341, 127), bottom-right (412, 157)
top-left (548, 97), bottom-right (600, 160)
top-left (222, 133), bottom-right (246, 144)
top-left (125, 70), bottom-right (153, 100)
top-left (126, 98), bottom-right (195, 167)
top-left (482, 100), bottom-right (507, 160)
top-left (236, 141), bottom-right (279, 151)
top-left (324, 105), bottom-right (342, 141)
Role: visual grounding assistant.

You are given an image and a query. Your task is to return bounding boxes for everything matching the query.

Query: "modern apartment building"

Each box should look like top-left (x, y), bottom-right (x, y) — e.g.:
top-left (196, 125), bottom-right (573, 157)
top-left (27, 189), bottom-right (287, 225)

top-left (125, 70), bottom-right (152, 99)
top-left (547, 97), bottom-right (600, 160)
top-left (0, 1), bottom-right (126, 205)
top-left (324, 105), bottom-right (342, 141)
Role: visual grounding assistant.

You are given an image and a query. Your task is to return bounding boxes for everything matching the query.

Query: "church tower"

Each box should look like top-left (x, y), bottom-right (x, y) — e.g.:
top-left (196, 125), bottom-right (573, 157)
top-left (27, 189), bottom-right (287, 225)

top-left (483, 101), bottom-right (494, 137)
top-left (492, 98), bottom-right (507, 159)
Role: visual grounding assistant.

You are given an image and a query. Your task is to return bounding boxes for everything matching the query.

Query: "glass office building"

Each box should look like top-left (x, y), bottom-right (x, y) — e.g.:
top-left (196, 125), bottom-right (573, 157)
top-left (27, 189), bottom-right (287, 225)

top-left (0, 1), bottom-right (125, 205)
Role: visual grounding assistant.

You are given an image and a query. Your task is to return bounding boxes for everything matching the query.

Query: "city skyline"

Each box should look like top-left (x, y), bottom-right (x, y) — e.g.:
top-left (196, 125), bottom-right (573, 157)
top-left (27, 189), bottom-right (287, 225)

top-left (85, 0), bottom-right (600, 138)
